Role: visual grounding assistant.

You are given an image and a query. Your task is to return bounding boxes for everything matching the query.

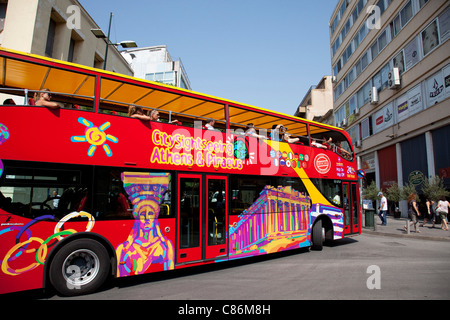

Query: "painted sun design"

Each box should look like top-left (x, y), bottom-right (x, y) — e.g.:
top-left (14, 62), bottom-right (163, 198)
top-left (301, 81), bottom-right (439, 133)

top-left (71, 117), bottom-right (118, 157)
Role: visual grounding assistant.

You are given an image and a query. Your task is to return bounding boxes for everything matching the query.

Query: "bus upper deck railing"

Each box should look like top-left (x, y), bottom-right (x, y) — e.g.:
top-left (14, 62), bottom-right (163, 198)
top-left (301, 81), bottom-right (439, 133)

top-left (0, 86), bottom-right (355, 161)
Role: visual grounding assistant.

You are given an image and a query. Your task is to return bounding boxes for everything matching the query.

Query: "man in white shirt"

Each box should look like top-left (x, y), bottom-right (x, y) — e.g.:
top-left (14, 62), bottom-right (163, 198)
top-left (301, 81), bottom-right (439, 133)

top-left (205, 119), bottom-right (215, 130)
top-left (377, 191), bottom-right (388, 226)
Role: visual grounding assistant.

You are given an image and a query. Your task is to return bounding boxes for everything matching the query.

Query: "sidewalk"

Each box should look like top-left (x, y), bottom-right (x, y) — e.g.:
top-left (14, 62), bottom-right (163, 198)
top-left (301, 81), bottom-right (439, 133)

top-left (362, 214), bottom-right (450, 242)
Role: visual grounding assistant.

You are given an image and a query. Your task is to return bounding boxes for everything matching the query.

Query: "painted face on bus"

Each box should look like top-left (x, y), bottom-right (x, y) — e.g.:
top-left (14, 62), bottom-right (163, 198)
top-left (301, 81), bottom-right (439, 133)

top-left (134, 199), bottom-right (160, 229)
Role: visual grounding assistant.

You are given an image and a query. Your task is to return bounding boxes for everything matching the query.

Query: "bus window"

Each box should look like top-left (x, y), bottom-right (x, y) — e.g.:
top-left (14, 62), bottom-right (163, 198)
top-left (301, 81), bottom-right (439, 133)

top-left (93, 168), bottom-right (174, 219)
top-left (310, 124), bottom-right (354, 161)
top-left (229, 175), bottom-right (275, 215)
top-left (275, 177), bottom-right (308, 195)
top-left (93, 168), bottom-right (132, 220)
top-left (0, 162), bottom-right (90, 219)
top-left (275, 176), bottom-right (311, 217)
top-left (310, 179), bottom-right (343, 208)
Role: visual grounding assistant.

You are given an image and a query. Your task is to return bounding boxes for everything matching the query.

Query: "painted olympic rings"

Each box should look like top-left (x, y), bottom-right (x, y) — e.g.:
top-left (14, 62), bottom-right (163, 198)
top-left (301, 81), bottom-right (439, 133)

top-left (35, 230), bottom-right (77, 265)
top-left (54, 211), bottom-right (95, 240)
top-left (2, 237), bottom-right (43, 276)
top-left (1, 211), bottom-right (95, 276)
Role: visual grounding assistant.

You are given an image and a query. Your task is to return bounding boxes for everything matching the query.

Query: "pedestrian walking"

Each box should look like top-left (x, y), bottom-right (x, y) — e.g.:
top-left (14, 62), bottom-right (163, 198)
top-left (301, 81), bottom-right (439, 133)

top-left (377, 191), bottom-right (387, 226)
top-left (422, 197), bottom-right (436, 228)
top-left (436, 197), bottom-right (449, 231)
top-left (404, 193), bottom-right (421, 233)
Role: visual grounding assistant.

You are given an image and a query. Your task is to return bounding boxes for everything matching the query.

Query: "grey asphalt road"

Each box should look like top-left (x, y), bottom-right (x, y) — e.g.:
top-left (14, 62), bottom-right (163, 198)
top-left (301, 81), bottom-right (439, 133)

top-left (41, 233), bottom-right (450, 301)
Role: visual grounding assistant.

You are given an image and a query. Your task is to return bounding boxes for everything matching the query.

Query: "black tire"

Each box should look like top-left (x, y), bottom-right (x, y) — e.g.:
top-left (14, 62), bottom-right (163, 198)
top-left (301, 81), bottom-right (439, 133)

top-left (311, 219), bottom-right (323, 251)
top-left (49, 238), bottom-right (110, 296)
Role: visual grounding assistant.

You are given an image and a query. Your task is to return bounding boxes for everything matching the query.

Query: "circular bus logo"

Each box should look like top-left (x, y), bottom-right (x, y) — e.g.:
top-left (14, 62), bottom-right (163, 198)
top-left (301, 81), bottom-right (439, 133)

top-left (314, 154), bottom-right (331, 174)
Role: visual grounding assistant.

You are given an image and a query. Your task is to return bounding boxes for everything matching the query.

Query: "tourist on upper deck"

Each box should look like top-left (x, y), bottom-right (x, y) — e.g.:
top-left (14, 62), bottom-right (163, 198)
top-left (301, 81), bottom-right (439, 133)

top-left (34, 89), bottom-right (61, 109)
top-left (311, 139), bottom-right (327, 149)
top-left (3, 99), bottom-right (15, 105)
top-left (281, 126), bottom-right (299, 144)
top-left (149, 109), bottom-right (160, 121)
top-left (245, 123), bottom-right (266, 139)
top-left (149, 109), bottom-right (180, 124)
top-left (271, 124), bottom-right (283, 141)
top-left (322, 137), bottom-right (332, 148)
top-left (205, 119), bottom-right (216, 130)
top-left (128, 105), bottom-right (151, 120)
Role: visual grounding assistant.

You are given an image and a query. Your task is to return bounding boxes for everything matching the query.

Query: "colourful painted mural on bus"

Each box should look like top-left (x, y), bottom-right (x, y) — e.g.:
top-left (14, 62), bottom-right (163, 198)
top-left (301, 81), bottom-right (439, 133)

top-left (229, 185), bottom-right (311, 259)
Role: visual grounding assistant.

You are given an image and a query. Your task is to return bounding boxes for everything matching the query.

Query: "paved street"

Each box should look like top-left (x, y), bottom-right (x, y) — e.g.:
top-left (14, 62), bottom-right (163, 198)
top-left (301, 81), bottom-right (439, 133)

top-left (37, 230), bottom-right (450, 301)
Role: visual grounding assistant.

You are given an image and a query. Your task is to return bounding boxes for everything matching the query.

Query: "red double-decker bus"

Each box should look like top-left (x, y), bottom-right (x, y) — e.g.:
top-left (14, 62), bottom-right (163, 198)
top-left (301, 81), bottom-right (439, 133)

top-left (0, 48), bottom-right (360, 296)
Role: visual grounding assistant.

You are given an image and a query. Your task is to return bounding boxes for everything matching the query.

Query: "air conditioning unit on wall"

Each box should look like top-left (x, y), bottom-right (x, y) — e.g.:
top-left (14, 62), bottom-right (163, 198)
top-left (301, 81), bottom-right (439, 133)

top-left (369, 86), bottom-right (378, 104)
top-left (388, 67), bottom-right (401, 89)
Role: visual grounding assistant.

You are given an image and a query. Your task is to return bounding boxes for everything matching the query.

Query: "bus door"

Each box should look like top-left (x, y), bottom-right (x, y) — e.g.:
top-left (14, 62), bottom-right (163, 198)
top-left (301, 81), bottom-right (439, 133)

top-left (343, 181), bottom-right (360, 235)
top-left (177, 174), bottom-right (228, 264)
top-left (205, 175), bottom-right (227, 260)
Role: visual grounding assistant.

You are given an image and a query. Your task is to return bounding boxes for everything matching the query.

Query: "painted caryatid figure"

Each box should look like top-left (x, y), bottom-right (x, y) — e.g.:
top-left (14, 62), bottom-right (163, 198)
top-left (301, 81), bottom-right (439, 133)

top-left (116, 172), bottom-right (174, 276)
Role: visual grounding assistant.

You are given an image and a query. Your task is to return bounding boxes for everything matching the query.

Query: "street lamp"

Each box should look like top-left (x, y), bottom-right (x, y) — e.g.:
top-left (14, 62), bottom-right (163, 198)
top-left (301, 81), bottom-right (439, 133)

top-left (91, 12), bottom-right (138, 70)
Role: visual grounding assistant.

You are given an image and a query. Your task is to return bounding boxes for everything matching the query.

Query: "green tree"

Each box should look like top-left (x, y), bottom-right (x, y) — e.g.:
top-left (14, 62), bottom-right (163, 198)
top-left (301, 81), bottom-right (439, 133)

top-left (401, 182), bottom-right (419, 202)
top-left (385, 182), bottom-right (401, 203)
top-left (422, 175), bottom-right (450, 201)
top-left (363, 181), bottom-right (380, 202)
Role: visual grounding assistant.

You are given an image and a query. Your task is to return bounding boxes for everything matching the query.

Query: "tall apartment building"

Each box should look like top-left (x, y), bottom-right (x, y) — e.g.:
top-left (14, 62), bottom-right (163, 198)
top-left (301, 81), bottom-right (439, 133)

top-left (0, 0), bottom-right (133, 76)
top-left (122, 46), bottom-right (192, 90)
top-left (329, 0), bottom-right (450, 215)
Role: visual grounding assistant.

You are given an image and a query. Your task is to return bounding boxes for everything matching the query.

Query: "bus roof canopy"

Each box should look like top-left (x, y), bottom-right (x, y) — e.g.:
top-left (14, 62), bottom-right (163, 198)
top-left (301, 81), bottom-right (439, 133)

top-left (0, 47), bottom-right (339, 139)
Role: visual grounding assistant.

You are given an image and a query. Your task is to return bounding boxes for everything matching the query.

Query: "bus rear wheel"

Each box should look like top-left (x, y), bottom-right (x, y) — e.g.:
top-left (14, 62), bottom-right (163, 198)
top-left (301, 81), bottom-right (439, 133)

top-left (49, 238), bottom-right (110, 296)
top-left (311, 219), bottom-right (323, 251)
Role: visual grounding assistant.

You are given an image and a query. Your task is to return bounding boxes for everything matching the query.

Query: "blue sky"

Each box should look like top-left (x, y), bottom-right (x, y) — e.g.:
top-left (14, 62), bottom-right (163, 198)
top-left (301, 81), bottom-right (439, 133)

top-left (79, 0), bottom-right (338, 116)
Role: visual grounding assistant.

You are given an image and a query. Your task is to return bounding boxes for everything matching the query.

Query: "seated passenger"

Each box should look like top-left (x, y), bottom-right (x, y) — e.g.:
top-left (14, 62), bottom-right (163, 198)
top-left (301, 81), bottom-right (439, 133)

top-left (149, 109), bottom-right (180, 124)
top-left (335, 141), bottom-right (352, 159)
top-left (128, 105), bottom-right (151, 120)
top-left (3, 99), bottom-right (15, 105)
top-left (245, 123), bottom-right (266, 139)
top-left (271, 124), bottom-right (283, 141)
top-left (322, 137), bottom-right (332, 149)
top-left (149, 109), bottom-right (160, 121)
top-left (205, 118), bottom-right (216, 130)
top-left (281, 126), bottom-right (299, 143)
top-left (34, 89), bottom-right (61, 109)
top-left (311, 139), bottom-right (327, 149)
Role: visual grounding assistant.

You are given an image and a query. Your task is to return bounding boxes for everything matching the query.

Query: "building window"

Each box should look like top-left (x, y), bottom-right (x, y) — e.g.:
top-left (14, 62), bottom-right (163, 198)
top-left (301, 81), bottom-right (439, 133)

top-left (378, 30), bottom-right (387, 52)
top-left (45, 19), bottom-right (56, 57)
top-left (421, 20), bottom-right (439, 56)
top-left (146, 71), bottom-right (176, 86)
top-left (393, 50), bottom-right (405, 75)
top-left (68, 38), bottom-right (76, 63)
top-left (371, 41), bottom-right (379, 60)
top-left (0, 3), bottom-right (7, 32)
top-left (94, 52), bottom-right (104, 69)
top-left (361, 117), bottom-right (372, 139)
top-left (419, 0), bottom-right (428, 9)
top-left (400, 1), bottom-right (413, 28)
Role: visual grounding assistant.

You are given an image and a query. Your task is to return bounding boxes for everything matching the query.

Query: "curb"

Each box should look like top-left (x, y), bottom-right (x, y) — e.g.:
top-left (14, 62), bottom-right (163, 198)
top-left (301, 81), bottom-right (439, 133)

top-left (361, 228), bottom-right (450, 242)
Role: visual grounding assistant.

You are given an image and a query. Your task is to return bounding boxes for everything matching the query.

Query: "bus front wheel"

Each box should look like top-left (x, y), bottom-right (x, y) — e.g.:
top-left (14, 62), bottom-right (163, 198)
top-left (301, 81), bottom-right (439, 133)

top-left (49, 238), bottom-right (110, 296)
top-left (311, 219), bottom-right (323, 251)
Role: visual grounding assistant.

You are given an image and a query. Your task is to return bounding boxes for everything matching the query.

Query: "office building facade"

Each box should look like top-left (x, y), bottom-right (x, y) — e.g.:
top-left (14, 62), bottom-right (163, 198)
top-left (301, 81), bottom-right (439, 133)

top-left (329, 0), bottom-right (450, 215)
top-left (122, 46), bottom-right (192, 90)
